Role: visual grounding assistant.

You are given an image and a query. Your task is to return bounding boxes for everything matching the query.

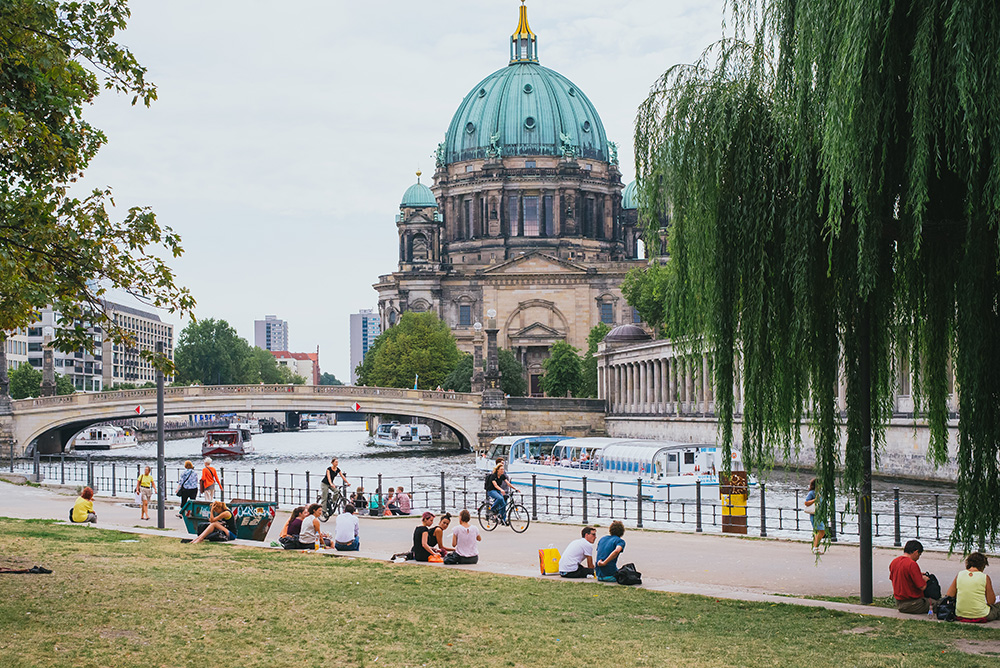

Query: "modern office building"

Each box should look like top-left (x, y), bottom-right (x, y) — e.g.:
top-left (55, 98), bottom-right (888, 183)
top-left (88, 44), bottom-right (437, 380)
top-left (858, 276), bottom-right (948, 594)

top-left (101, 301), bottom-right (174, 387)
top-left (3, 329), bottom-right (28, 373)
top-left (24, 307), bottom-right (104, 391)
top-left (254, 315), bottom-right (289, 351)
top-left (349, 309), bottom-right (382, 384)
top-left (373, 4), bottom-right (648, 394)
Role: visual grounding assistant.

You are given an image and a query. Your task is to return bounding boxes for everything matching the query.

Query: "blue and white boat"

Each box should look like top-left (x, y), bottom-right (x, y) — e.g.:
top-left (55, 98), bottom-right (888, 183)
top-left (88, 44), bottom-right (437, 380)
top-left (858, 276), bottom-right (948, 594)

top-left (477, 435), bottom-right (756, 500)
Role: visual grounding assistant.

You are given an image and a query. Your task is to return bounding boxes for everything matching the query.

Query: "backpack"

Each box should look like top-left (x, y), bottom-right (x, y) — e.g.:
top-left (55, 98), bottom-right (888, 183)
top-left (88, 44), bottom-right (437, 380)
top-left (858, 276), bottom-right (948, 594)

top-left (923, 573), bottom-right (942, 601)
top-left (934, 596), bottom-right (956, 621)
top-left (616, 563), bottom-right (642, 586)
top-left (484, 473), bottom-right (495, 493)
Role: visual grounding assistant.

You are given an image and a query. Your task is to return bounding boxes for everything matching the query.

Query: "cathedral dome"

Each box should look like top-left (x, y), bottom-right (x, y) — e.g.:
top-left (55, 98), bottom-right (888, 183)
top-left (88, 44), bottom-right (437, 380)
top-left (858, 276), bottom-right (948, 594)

top-left (440, 5), bottom-right (608, 166)
top-left (622, 180), bottom-right (639, 210)
top-left (400, 172), bottom-right (437, 208)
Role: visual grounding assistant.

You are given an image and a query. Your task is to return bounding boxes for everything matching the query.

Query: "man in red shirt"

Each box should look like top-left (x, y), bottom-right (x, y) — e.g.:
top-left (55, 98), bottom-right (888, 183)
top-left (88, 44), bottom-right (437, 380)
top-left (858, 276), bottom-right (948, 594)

top-left (889, 540), bottom-right (934, 614)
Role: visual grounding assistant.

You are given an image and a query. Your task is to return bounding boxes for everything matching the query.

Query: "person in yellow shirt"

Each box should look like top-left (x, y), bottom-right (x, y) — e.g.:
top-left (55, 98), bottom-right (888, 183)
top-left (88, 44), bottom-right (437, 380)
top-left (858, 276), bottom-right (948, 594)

top-left (135, 466), bottom-right (156, 520)
top-left (71, 487), bottom-right (97, 524)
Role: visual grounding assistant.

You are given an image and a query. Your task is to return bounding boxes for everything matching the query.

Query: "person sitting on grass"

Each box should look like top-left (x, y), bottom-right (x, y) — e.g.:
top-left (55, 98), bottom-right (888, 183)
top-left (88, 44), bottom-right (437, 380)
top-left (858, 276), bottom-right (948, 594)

top-left (888, 539), bottom-right (936, 614)
top-left (279, 506), bottom-right (310, 550)
top-left (300, 503), bottom-right (333, 548)
top-left (412, 511), bottom-right (436, 562)
top-left (945, 552), bottom-right (1000, 622)
top-left (447, 509), bottom-right (481, 564)
top-left (595, 521), bottom-right (626, 582)
top-left (334, 504), bottom-right (360, 551)
top-left (71, 486), bottom-right (97, 524)
top-left (188, 501), bottom-right (235, 544)
top-left (558, 526), bottom-right (597, 578)
top-left (429, 513), bottom-right (454, 557)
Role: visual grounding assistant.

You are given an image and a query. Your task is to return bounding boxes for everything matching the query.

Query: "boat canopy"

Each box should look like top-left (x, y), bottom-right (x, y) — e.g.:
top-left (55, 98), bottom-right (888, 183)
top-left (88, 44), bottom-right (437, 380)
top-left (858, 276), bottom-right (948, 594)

top-left (599, 441), bottom-right (721, 479)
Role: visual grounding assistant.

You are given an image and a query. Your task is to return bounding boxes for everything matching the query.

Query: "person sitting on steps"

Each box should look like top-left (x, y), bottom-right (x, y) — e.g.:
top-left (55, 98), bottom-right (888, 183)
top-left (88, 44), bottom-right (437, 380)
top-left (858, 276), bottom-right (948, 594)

top-left (889, 539), bottom-right (937, 614)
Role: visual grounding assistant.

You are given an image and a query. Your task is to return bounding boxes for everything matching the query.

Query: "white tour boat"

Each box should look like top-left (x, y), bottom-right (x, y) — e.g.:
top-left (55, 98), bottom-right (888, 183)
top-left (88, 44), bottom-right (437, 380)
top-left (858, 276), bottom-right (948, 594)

top-left (374, 422), bottom-right (432, 446)
top-left (228, 418), bottom-right (262, 434)
top-left (201, 427), bottom-right (254, 456)
top-left (72, 425), bottom-right (138, 451)
top-left (477, 435), bottom-right (756, 500)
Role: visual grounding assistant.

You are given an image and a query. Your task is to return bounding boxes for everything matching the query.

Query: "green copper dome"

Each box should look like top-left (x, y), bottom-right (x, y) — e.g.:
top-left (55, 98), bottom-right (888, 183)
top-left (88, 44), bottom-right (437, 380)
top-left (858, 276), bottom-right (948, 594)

top-left (622, 180), bottom-right (639, 209)
top-left (441, 62), bottom-right (609, 165)
top-left (400, 173), bottom-right (437, 208)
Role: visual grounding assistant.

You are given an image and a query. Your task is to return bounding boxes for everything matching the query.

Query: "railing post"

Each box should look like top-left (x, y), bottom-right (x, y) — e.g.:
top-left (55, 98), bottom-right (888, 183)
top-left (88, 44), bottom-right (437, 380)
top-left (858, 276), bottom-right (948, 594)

top-left (636, 478), bottom-right (643, 529)
top-left (531, 474), bottom-right (537, 521)
top-left (377, 473), bottom-right (384, 514)
top-left (60, 452), bottom-right (65, 485)
top-left (251, 468), bottom-right (256, 501)
top-left (275, 469), bottom-right (280, 505)
top-left (305, 471), bottom-right (310, 504)
top-left (582, 477), bottom-right (588, 524)
top-left (759, 482), bottom-right (767, 537)
top-left (893, 487), bottom-right (901, 547)
top-left (440, 471), bottom-right (445, 513)
top-left (219, 468), bottom-right (225, 504)
top-left (86, 453), bottom-right (92, 489)
top-left (112, 463), bottom-right (116, 497)
top-left (695, 480), bottom-right (703, 532)
top-left (33, 443), bottom-right (39, 481)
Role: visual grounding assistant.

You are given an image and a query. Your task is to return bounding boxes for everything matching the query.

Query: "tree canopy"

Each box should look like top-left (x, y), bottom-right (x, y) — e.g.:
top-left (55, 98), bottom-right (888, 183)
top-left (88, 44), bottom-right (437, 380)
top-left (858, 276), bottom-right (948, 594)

top-left (540, 341), bottom-right (582, 398)
top-left (319, 373), bottom-right (343, 386)
top-left (442, 349), bottom-right (527, 396)
top-left (8, 362), bottom-right (74, 399)
top-left (635, 0), bottom-right (1000, 552)
top-left (579, 323), bottom-right (611, 398)
top-left (0, 0), bottom-right (193, 371)
top-left (354, 312), bottom-right (461, 390)
top-left (174, 319), bottom-right (301, 385)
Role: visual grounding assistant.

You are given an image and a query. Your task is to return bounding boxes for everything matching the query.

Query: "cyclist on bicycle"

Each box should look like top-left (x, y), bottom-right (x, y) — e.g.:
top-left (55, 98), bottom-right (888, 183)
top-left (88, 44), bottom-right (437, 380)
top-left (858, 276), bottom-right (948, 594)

top-left (321, 457), bottom-right (350, 515)
top-left (485, 461), bottom-right (517, 523)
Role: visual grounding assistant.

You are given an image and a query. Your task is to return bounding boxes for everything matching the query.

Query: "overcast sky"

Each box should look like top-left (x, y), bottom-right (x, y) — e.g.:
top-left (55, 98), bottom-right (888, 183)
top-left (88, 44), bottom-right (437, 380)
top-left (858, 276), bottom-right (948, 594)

top-left (80, 0), bottom-right (726, 382)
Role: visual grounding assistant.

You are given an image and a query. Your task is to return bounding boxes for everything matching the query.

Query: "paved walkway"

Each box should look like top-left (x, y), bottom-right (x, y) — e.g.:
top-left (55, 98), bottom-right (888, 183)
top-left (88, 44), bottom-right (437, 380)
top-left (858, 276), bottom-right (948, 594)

top-left (1, 474), bottom-right (993, 626)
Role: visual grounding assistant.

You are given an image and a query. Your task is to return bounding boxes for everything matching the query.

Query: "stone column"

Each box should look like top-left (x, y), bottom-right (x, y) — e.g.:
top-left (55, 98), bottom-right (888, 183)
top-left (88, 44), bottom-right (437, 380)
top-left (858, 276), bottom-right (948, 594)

top-left (40, 328), bottom-right (56, 397)
top-left (471, 323), bottom-right (484, 393)
top-left (654, 358), bottom-right (662, 414)
top-left (639, 361), bottom-right (647, 413)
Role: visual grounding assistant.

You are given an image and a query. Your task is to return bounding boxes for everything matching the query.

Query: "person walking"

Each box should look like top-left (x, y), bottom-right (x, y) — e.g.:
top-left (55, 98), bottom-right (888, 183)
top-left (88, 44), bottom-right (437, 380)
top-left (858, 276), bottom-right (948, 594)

top-left (804, 478), bottom-right (825, 554)
top-left (448, 509), bottom-right (481, 564)
top-left (175, 460), bottom-right (199, 516)
top-left (135, 466), bottom-right (155, 520)
top-left (201, 457), bottom-right (220, 502)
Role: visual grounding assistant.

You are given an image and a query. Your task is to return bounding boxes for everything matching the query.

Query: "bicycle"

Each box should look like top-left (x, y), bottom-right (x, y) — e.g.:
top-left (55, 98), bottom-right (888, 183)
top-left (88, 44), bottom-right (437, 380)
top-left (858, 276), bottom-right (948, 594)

top-left (478, 490), bottom-right (530, 533)
top-left (317, 484), bottom-right (348, 521)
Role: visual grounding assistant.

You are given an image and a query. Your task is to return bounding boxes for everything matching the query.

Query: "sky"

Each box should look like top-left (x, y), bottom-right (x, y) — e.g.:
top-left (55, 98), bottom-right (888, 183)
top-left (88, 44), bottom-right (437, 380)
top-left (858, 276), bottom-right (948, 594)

top-left (80, 0), bottom-right (726, 382)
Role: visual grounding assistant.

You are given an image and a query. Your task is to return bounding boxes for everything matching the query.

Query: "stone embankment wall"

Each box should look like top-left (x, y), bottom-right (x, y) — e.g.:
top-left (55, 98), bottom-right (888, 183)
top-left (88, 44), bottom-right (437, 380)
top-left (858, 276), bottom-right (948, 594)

top-left (505, 398), bottom-right (606, 437)
top-left (606, 416), bottom-right (959, 483)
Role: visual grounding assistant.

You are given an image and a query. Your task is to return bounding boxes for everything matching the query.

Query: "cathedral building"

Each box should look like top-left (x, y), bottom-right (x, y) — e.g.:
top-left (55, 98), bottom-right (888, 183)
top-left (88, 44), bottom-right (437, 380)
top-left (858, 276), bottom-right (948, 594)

top-left (374, 3), bottom-right (646, 395)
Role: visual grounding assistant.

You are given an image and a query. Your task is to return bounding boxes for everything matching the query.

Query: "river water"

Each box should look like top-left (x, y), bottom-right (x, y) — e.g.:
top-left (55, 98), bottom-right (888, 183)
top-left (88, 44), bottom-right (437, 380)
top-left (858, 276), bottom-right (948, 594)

top-left (50, 424), bottom-right (970, 550)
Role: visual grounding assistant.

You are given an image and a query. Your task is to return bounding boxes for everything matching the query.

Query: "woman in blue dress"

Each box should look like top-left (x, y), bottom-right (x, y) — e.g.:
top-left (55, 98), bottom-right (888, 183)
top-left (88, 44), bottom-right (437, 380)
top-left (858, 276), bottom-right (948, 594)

top-left (804, 478), bottom-right (825, 554)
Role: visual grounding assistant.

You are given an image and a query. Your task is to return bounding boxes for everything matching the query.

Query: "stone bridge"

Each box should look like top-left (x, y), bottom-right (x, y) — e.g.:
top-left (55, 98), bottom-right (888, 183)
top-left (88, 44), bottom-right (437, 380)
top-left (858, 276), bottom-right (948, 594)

top-left (0, 385), bottom-right (607, 455)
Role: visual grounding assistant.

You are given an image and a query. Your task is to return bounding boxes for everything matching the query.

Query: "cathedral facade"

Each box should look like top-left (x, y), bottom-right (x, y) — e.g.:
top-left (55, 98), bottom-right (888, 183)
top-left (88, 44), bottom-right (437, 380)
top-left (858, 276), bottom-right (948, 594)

top-left (374, 4), bottom-right (645, 395)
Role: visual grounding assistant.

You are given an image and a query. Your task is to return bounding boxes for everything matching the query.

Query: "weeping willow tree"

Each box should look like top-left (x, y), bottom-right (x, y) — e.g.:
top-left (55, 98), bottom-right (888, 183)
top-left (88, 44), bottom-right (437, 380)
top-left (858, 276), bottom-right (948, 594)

top-left (635, 0), bottom-right (1000, 567)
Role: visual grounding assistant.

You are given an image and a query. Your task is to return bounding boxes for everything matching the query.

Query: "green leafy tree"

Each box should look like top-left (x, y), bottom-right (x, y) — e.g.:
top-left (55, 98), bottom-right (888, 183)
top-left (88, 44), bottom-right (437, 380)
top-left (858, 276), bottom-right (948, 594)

top-left (620, 262), bottom-right (667, 335)
top-left (250, 346), bottom-right (287, 384)
top-left (354, 312), bottom-right (461, 390)
top-left (55, 374), bottom-right (75, 395)
top-left (319, 373), bottom-right (343, 386)
top-left (442, 349), bottom-right (527, 396)
top-left (0, 1), bottom-right (194, 383)
top-left (9, 363), bottom-right (75, 398)
top-left (635, 2), bottom-right (1000, 558)
top-left (540, 341), bottom-right (582, 398)
top-left (174, 319), bottom-right (255, 385)
top-left (579, 323), bottom-right (611, 398)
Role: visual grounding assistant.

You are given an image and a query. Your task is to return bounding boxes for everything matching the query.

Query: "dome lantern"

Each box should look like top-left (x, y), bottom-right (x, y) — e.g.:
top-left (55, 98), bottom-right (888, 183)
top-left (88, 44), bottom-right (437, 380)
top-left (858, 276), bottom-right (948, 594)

top-left (510, 1), bottom-right (538, 64)
top-left (400, 170), bottom-right (437, 209)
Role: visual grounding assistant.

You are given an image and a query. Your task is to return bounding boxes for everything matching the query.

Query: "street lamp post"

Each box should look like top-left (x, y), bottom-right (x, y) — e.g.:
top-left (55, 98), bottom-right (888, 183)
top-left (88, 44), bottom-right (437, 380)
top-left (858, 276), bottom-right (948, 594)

top-left (156, 341), bottom-right (165, 528)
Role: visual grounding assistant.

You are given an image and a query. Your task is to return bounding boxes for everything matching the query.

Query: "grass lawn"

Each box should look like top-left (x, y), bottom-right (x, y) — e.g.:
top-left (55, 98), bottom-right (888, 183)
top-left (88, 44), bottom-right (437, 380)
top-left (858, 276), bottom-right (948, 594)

top-left (0, 518), bottom-right (998, 668)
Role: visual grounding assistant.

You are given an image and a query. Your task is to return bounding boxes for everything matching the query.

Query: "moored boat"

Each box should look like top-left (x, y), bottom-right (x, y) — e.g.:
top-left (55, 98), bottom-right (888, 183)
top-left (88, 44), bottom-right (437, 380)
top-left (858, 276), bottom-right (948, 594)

top-left (71, 425), bottom-right (137, 451)
top-left (478, 435), bottom-right (756, 500)
top-left (228, 418), bottom-right (261, 434)
top-left (201, 428), bottom-right (254, 456)
top-left (374, 422), bottom-right (432, 446)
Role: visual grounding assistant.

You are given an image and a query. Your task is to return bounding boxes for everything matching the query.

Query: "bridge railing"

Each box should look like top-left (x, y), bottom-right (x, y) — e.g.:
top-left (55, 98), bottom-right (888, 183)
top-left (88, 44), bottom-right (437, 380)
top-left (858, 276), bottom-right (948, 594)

top-left (6, 455), bottom-right (975, 551)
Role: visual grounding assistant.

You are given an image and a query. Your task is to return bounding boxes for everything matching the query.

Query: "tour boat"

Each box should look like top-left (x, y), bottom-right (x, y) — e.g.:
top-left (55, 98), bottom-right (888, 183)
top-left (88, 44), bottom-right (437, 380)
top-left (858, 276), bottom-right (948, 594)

top-left (228, 418), bottom-right (262, 434)
top-left (477, 435), bottom-right (756, 500)
top-left (201, 427), bottom-right (254, 456)
top-left (373, 422), bottom-right (432, 446)
top-left (71, 425), bottom-right (137, 451)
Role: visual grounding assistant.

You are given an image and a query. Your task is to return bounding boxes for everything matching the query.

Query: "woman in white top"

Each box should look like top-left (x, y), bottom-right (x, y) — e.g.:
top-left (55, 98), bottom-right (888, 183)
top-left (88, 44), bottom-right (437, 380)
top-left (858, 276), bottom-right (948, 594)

top-left (448, 509), bottom-right (481, 564)
top-left (946, 551), bottom-right (1000, 622)
top-left (299, 503), bottom-right (333, 549)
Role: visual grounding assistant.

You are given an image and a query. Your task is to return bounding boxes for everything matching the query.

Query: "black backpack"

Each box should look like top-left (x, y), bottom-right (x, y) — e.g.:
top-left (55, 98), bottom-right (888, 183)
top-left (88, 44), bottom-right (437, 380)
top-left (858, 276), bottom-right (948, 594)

top-left (934, 596), bottom-right (956, 621)
top-left (923, 573), bottom-right (941, 601)
top-left (616, 562), bottom-right (642, 586)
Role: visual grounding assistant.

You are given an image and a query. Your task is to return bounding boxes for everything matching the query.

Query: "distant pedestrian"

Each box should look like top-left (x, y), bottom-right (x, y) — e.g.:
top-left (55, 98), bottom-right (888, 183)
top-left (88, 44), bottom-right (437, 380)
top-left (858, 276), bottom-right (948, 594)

top-left (559, 526), bottom-right (597, 578)
top-left (804, 478), bottom-right (825, 554)
top-left (201, 457), bottom-right (220, 502)
top-left (71, 486), bottom-right (97, 524)
top-left (175, 460), bottom-right (199, 516)
top-left (595, 521), bottom-right (626, 582)
top-left (447, 509), bottom-right (481, 564)
top-left (135, 466), bottom-right (155, 520)
top-left (334, 504), bottom-right (360, 551)
top-left (396, 487), bottom-right (411, 515)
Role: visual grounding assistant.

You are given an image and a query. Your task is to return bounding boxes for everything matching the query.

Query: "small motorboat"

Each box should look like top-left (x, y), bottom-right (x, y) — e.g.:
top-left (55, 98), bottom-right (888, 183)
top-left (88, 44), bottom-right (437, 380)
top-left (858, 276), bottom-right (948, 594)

top-left (72, 425), bottom-right (138, 450)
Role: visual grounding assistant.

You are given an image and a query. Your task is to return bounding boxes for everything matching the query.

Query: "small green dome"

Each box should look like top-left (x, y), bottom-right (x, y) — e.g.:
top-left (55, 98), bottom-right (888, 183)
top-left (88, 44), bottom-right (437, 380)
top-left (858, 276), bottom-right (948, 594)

top-left (622, 180), bottom-right (639, 209)
top-left (442, 62), bottom-right (608, 165)
top-left (400, 173), bottom-right (437, 208)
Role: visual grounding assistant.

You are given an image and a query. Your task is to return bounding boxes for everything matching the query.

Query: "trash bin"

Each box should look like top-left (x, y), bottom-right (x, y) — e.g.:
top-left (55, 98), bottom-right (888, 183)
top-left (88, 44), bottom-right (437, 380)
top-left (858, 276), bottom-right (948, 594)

top-left (720, 471), bottom-right (748, 534)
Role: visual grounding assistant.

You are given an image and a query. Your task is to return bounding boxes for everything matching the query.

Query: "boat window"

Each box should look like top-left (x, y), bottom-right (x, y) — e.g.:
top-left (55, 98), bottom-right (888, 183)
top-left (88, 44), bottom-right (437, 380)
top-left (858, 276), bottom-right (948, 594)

top-left (666, 453), bottom-right (679, 474)
top-left (684, 451), bottom-right (695, 465)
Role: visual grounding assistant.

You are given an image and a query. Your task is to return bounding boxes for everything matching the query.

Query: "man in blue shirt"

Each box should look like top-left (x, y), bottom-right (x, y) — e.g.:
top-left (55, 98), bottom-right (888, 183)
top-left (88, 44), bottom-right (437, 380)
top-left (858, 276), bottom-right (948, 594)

top-left (595, 520), bottom-right (626, 582)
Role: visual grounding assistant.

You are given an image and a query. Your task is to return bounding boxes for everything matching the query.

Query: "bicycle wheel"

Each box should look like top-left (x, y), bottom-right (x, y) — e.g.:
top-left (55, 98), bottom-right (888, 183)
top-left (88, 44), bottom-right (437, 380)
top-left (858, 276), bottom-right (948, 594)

top-left (507, 504), bottom-right (530, 533)
top-left (478, 502), bottom-right (499, 531)
top-left (318, 492), bottom-right (331, 522)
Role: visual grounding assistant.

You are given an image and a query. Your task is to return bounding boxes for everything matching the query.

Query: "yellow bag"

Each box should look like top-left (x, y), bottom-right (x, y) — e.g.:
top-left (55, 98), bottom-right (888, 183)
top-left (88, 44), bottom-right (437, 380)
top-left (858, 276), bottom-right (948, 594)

top-left (539, 547), bottom-right (560, 575)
